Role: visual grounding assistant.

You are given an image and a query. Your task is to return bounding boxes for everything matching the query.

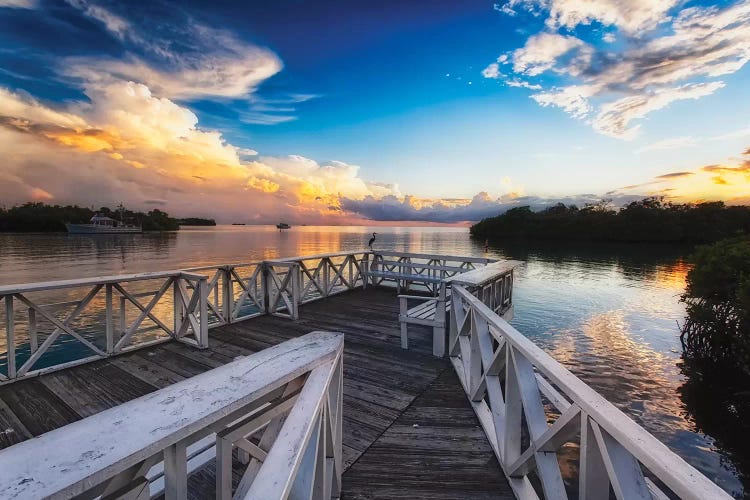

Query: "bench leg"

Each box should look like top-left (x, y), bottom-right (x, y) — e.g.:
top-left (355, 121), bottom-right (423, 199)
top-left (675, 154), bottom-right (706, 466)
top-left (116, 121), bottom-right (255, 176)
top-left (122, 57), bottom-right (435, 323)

top-left (399, 296), bottom-right (408, 349)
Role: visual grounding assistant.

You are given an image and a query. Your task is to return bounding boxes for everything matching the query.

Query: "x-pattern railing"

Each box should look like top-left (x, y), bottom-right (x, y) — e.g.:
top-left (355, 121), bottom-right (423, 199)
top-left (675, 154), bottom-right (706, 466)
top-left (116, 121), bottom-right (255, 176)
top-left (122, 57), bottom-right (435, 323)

top-left (369, 251), bottom-right (496, 293)
top-left (183, 263), bottom-right (266, 326)
top-left (1, 250), bottom-right (501, 384)
top-left (449, 285), bottom-right (731, 500)
top-left (0, 331), bottom-right (344, 500)
top-left (0, 271), bottom-right (209, 383)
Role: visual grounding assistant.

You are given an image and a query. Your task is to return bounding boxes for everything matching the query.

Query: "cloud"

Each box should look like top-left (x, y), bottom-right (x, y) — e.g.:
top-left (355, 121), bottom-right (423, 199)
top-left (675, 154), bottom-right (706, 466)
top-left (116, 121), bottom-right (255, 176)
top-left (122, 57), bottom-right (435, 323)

top-left (490, 0), bottom-right (750, 138)
top-left (65, 0), bottom-right (130, 40)
top-left (482, 63), bottom-right (502, 79)
top-left (63, 2), bottom-right (282, 101)
top-left (0, 0), bottom-right (35, 7)
top-left (511, 32), bottom-right (587, 76)
top-left (637, 136), bottom-right (700, 153)
top-left (593, 82), bottom-right (725, 139)
top-left (341, 191), bottom-right (645, 223)
top-left (655, 171), bottom-right (694, 179)
top-left (0, 82), bottom-right (398, 223)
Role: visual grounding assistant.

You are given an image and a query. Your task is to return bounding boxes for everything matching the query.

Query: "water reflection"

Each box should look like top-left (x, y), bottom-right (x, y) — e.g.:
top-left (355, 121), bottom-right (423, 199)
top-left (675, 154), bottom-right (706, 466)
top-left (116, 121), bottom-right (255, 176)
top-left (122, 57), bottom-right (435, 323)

top-left (0, 228), bottom-right (746, 496)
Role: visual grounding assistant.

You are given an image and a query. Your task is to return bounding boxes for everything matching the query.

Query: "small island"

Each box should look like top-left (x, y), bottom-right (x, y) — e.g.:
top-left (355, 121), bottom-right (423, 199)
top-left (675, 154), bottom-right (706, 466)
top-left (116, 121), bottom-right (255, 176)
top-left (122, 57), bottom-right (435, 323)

top-left (0, 202), bottom-right (214, 232)
top-left (178, 217), bottom-right (217, 226)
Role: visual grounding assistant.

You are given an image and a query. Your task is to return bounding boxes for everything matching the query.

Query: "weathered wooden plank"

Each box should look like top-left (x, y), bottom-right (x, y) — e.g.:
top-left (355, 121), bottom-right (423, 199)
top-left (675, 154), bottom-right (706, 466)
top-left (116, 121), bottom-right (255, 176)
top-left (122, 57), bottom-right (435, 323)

top-left (0, 286), bottom-right (514, 498)
top-left (0, 379), bottom-right (80, 438)
top-left (342, 369), bottom-right (513, 499)
top-left (109, 354), bottom-right (185, 388)
top-left (0, 398), bottom-right (31, 448)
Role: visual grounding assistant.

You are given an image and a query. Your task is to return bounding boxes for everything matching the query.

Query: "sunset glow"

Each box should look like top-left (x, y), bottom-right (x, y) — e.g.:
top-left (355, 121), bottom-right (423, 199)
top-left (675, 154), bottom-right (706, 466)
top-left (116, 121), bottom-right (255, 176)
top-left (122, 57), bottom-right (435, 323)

top-left (0, 0), bottom-right (748, 223)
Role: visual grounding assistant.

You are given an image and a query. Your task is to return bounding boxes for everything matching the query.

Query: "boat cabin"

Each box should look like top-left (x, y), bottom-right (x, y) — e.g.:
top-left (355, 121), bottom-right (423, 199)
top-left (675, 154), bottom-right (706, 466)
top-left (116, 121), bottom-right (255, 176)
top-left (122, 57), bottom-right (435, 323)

top-left (90, 214), bottom-right (119, 227)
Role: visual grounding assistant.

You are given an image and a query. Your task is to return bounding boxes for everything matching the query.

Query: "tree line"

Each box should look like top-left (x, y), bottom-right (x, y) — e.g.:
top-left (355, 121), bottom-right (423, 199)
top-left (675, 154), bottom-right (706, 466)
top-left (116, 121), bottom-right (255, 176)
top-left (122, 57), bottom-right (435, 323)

top-left (470, 198), bottom-right (750, 244)
top-left (0, 203), bottom-right (215, 232)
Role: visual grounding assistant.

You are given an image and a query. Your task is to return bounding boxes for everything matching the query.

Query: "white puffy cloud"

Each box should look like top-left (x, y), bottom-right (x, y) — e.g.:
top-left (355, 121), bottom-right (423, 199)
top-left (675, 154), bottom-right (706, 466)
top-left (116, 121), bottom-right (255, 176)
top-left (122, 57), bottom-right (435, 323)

top-left (0, 0), bottom-right (35, 8)
top-left (0, 82), bottom-right (397, 223)
top-left (531, 84), bottom-right (598, 119)
top-left (499, 0), bottom-right (677, 33)
top-left (512, 32), bottom-right (586, 76)
top-left (490, 0), bottom-right (750, 139)
top-left (482, 63), bottom-right (502, 79)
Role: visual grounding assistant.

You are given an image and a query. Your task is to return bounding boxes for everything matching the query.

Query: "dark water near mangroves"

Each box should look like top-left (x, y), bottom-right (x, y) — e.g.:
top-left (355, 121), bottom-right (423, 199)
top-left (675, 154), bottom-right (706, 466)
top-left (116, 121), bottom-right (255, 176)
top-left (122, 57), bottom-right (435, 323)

top-left (0, 225), bottom-right (748, 497)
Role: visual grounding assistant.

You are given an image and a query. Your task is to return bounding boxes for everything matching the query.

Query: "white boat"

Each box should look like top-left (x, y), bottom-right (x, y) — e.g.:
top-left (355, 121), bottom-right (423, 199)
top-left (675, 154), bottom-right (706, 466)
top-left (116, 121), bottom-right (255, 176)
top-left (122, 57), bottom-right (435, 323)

top-left (66, 214), bottom-right (142, 234)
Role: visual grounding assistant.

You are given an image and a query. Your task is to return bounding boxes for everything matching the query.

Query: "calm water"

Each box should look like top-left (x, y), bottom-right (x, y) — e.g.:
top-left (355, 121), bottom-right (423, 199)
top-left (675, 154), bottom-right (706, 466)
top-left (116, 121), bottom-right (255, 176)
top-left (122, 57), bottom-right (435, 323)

top-left (0, 225), bottom-right (747, 497)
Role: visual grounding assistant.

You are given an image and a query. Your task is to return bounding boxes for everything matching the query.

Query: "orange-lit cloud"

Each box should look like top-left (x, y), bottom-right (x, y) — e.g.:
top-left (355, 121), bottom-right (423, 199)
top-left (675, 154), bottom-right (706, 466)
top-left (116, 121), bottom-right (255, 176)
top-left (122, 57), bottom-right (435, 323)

top-left (0, 83), bottom-right (403, 224)
top-left (612, 147), bottom-right (750, 202)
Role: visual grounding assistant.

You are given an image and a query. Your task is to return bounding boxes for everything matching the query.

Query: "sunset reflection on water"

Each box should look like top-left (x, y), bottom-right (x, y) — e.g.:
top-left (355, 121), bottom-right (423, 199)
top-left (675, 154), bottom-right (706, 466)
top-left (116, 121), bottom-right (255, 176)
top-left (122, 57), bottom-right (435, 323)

top-left (0, 228), bottom-right (745, 496)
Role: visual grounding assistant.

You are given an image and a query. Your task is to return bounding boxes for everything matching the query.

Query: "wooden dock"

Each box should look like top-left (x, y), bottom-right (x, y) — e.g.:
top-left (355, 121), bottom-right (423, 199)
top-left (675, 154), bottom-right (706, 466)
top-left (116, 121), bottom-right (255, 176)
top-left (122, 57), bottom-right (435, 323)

top-left (0, 250), bottom-right (732, 500)
top-left (0, 287), bottom-right (513, 499)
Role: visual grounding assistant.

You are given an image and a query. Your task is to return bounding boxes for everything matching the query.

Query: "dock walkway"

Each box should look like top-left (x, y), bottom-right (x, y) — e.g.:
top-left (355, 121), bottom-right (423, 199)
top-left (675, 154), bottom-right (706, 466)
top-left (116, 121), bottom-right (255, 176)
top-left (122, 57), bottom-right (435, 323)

top-left (0, 287), bottom-right (513, 499)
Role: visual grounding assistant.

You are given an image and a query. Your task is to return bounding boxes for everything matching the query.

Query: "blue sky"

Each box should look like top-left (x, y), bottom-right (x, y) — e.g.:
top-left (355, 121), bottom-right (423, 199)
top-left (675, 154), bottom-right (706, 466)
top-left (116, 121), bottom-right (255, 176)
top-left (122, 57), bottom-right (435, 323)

top-left (0, 0), bottom-right (748, 223)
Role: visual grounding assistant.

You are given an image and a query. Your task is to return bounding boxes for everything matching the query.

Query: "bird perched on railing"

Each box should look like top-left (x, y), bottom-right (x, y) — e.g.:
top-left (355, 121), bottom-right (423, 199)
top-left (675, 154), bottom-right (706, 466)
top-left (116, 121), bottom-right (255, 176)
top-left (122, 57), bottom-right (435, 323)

top-left (368, 232), bottom-right (377, 249)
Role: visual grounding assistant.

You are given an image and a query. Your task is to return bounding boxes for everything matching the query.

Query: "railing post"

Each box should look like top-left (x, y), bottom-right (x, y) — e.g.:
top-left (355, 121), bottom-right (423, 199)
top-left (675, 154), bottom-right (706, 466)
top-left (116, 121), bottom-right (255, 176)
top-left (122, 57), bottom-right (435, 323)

top-left (105, 283), bottom-right (114, 354)
top-left (28, 307), bottom-right (37, 354)
top-left (434, 282), bottom-right (447, 357)
top-left (222, 266), bottom-right (233, 325)
top-left (163, 441), bottom-right (188, 500)
top-left (197, 276), bottom-right (209, 348)
top-left (362, 253), bottom-right (369, 289)
top-left (173, 278), bottom-right (183, 338)
top-left (262, 261), bottom-right (271, 315)
top-left (5, 295), bottom-right (16, 379)
top-left (322, 258), bottom-right (329, 297)
top-left (291, 263), bottom-right (301, 320)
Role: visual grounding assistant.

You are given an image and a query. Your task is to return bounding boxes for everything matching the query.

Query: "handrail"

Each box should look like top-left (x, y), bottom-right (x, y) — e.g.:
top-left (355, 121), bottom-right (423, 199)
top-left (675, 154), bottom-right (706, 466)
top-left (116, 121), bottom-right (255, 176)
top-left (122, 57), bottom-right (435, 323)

top-left (374, 250), bottom-right (497, 264)
top-left (1, 271), bottom-right (210, 383)
top-left (449, 284), bottom-right (731, 500)
top-left (0, 249), bottom-right (503, 384)
top-left (0, 331), bottom-right (344, 500)
top-left (0, 270), bottom-right (191, 295)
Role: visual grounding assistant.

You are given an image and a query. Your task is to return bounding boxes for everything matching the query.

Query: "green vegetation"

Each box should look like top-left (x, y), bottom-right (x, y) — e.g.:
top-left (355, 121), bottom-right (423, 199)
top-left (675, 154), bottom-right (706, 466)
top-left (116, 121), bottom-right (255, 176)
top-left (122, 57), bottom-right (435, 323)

top-left (470, 198), bottom-right (750, 244)
top-left (0, 203), bottom-right (183, 232)
top-left (178, 217), bottom-right (216, 226)
top-left (680, 236), bottom-right (750, 376)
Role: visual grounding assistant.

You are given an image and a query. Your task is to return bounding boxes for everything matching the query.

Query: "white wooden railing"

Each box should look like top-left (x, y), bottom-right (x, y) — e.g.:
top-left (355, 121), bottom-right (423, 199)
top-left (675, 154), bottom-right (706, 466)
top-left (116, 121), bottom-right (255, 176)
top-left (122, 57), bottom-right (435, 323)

top-left (182, 263), bottom-right (266, 326)
top-left (0, 270), bottom-right (210, 383)
top-left (449, 285), bottom-right (731, 500)
top-left (0, 250), bottom-right (492, 383)
top-left (0, 331), bottom-right (344, 500)
top-left (265, 251), bottom-right (369, 319)
top-left (369, 250), bottom-right (496, 293)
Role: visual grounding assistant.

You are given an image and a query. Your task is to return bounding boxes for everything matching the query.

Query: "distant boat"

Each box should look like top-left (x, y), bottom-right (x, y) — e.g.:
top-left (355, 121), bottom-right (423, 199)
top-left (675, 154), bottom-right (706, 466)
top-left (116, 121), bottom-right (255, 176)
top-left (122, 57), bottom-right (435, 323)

top-left (276, 222), bottom-right (291, 231)
top-left (232, 223), bottom-right (246, 226)
top-left (66, 206), bottom-right (141, 234)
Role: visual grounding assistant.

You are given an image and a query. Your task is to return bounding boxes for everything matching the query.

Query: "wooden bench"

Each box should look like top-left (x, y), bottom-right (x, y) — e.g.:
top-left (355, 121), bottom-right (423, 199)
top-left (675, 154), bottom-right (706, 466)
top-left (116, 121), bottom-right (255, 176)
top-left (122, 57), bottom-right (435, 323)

top-left (398, 292), bottom-right (451, 356)
top-left (398, 260), bottom-right (522, 357)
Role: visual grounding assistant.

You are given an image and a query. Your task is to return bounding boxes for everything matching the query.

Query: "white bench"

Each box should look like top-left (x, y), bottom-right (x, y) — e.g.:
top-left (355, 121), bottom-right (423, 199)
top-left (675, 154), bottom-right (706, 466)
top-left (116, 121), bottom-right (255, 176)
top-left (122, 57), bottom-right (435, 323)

top-left (398, 291), bottom-right (450, 357)
top-left (398, 260), bottom-right (522, 357)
